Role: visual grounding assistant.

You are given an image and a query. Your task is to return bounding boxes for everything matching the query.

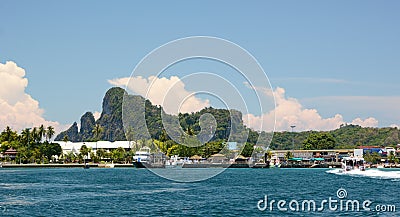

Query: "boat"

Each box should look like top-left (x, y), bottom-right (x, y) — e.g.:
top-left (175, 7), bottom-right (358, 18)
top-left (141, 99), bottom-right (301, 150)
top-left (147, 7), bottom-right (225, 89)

top-left (132, 147), bottom-right (151, 168)
top-left (339, 156), bottom-right (365, 172)
top-left (252, 162), bottom-right (269, 168)
top-left (98, 163), bottom-right (115, 168)
top-left (105, 164), bottom-right (114, 168)
top-left (165, 155), bottom-right (183, 169)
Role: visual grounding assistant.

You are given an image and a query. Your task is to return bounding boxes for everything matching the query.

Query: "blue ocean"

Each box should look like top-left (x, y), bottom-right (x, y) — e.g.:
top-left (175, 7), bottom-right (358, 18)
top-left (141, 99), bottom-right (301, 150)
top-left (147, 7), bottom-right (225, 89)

top-left (1, 168), bottom-right (399, 216)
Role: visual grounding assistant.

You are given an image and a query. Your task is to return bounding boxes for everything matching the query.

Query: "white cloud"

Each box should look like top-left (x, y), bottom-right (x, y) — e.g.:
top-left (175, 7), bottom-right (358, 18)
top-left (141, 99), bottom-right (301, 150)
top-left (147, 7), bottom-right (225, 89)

top-left (108, 76), bottom-right (210, 114)
top-left (0, 61), bottom-right (63, 135)
top-left (301, 96), bottom-right (400, 127)
top-left (351, 117), bottom-right (379, 128)
top-left (108, 75), bottom-right (382, 132)
top-left (243, 87), bottom-right (379, 132)
top-left (273, 77), bottom-right (350, 84)
top-left (93, 111), bottom-right (101, 120)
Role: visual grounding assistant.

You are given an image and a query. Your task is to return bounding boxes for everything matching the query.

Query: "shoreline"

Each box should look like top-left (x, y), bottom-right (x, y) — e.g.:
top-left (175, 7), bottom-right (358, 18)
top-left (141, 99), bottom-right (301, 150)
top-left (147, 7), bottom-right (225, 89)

top-left (0, 163), bottom-right (134, 168)
top-left (1, 163), bottom-right (398, 169)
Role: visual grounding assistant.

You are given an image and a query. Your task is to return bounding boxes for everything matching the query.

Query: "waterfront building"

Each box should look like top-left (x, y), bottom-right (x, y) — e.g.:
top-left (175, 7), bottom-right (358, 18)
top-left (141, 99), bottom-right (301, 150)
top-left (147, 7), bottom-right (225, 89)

top-left (55, 141), bottom-right (132, 155)
top-left (2, 148), bottom-right (18, 160)
top-left (271, 149), bottom-right (354, 162)
top-left (209, 153), bottom-right (227, 163)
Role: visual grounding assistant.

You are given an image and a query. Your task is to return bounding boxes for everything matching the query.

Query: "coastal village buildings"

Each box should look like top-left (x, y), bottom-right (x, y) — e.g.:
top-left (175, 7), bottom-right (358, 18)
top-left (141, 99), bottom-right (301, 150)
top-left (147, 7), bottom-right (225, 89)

top-left (54, 141), bottom-right (132, 155)
top-left (271, 149), bottom-right (355, 162)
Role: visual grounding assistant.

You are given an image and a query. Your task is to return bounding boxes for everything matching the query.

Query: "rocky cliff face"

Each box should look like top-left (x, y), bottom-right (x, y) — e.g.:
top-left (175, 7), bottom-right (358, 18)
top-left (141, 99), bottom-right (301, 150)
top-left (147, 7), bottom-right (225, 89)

top-left (55, 87), bottom-right (128, 142)
top-left (96, 87), bottom-right (127, 141)
top-left (80, 112), bottom-right (95, 141)
top-left (55, 86), bottom-right (244, 143)
top-left (55, 122), bottom-right (80, 142)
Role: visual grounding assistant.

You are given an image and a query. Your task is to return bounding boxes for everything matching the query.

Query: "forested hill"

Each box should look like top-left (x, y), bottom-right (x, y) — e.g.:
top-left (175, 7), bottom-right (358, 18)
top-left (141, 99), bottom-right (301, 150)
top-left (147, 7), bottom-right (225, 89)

top-left (55, 87), bottom-right (248, 143)
top-left (270, 124), bottom-right (400, 150)
top-left (55, 87), bottom-right (400, 150)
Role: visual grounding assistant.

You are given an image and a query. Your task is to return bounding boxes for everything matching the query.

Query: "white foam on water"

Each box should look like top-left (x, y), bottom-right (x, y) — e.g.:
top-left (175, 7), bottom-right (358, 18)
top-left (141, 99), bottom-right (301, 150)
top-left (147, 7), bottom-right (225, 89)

top-left (326, 168), bottom-right (400, 180)
top-left (0, 196), bottom-right (36, 206)
top-left (114, 188), bottom-right (189, 194)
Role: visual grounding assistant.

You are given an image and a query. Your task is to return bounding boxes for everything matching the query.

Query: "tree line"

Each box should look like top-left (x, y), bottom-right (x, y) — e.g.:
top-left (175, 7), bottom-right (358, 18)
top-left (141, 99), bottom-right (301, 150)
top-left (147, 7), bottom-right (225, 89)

top-left (0, 125), bottom-right (59, 163)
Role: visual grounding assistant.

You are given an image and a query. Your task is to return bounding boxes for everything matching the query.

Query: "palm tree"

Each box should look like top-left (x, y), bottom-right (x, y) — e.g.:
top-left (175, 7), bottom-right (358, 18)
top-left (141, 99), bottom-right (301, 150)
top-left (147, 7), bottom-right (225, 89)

top-left (159, 129), bottom-right (167, 142)
top-left (92, 124), bottom-right (104, 155)
top-left (31, 127), bottom-right (40, 143)
top-left (125, 150), bottom-right (135, 163)
top-left (39, 124), bottom-right (46, 141)
top-left (92, 124), bottom-right (104, 141)
top-left (186, 126), bottom-right (194, 136)
top-left (46, 126), bottom-right (55, 142)
top-left (126, 127), bottom-right (136, 151)
top-left (80, 145), bottom-right (91, 163)
top-left (388, 151), bottom-right (396, 164)
top-left (284, 151), bottom-right (293, 161)
top-left (96, 148), bottom-right (106, 162)
top-left (4, 126), bottom-right (14, 141)
top-left (20, 128), bottom-right (31, 145)
top-left (265, 150), bottom-right (272, 161)
top-left (66, 152), bottom-right (76, 163)
top-left (63, 135), bottom-right (69, 143)
top-left (114, 147), bottom-right (126, 163)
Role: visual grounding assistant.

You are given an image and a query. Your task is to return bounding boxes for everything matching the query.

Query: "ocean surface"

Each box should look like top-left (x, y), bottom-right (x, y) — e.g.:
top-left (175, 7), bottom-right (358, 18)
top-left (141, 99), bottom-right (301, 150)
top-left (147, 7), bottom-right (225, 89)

top-left (0, 168), bottom-right (399, 216)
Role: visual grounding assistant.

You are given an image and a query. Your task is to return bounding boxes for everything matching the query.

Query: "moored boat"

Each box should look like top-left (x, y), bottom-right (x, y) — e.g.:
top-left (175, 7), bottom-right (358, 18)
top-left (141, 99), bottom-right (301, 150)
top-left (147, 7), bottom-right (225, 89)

top-left (132, 147), bottom-right (151, 168)
top-left (165, 155), bottom-right (184, 169)
top-left (252, 162), bottom-right (269, 168)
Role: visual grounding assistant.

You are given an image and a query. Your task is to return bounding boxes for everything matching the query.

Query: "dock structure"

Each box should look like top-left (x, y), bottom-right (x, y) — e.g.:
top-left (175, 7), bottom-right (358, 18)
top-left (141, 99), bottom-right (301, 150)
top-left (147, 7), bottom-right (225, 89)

top-left (270, 149), bottom-right (354, 163)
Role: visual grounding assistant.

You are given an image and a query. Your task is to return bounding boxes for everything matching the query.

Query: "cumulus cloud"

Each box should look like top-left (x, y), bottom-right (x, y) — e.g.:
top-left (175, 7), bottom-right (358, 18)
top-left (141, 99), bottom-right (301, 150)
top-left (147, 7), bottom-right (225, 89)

top-left (243, 87), bottom-right (379, 132)
top-left (0, 61), bottom-right (63, 134)
top-left (109, 75), bottom-right (381, 132)
top-left (350, 117), bottom-right (379, 128)
top-left (93, 111), bottom-right (101, 120)
top-left (108, 76), bottom-right (210, 114)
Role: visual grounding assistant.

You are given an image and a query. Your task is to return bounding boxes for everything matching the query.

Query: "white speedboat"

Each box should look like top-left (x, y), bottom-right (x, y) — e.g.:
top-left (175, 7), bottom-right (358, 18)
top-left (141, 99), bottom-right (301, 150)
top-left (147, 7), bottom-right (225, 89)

top-left (340, 156), bottom-right (366, 172)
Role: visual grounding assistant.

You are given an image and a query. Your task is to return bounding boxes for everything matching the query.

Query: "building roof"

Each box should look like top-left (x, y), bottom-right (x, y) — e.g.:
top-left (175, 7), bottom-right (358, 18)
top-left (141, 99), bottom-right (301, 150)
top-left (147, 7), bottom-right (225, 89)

top-left (4, 148), bottom-right (18, 155)
top-left (210, 153), bottom-right (225, 157)
top-left (235, 155), bottom-right (247, 160)
top-left (55, 141), bottom-right (132, 153)
top-left (190, 155), bottom-right (203, 160)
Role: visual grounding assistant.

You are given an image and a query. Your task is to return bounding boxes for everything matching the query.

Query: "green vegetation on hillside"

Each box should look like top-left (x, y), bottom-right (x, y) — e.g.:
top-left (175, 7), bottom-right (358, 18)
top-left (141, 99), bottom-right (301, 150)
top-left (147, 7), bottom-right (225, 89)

top-left (53, 87), bottom-right (400, 158)
top-left (269, 125), bottom-right (399, 150)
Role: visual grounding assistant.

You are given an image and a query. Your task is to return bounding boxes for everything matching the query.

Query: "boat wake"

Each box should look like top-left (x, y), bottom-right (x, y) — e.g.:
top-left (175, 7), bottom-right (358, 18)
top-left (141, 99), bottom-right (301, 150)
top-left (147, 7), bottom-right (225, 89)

top-left (326, 168), bottom-right (400, 180)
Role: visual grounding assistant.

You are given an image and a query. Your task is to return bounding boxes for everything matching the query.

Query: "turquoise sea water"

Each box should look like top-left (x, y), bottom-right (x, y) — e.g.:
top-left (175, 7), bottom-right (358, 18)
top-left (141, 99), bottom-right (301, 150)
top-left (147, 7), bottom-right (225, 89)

top-left (0, 168), bottom-right (399, 216)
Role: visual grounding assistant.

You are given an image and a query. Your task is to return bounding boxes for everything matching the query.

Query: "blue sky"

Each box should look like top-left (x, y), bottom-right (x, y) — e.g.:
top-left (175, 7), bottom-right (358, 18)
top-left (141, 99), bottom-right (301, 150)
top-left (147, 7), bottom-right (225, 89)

top-left (0, 0), bottom-right (399, 132)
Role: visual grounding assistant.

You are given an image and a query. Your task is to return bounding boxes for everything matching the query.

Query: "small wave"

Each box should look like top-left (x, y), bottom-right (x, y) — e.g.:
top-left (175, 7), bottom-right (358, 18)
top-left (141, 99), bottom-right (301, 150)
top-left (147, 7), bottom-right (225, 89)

top-left (326, 168), bottom-right (400, 180)
top-left (0, 183), bottom-right (33, 190)
top-left (0, 196), bottom-right (36, 206)
top-left (114, 188), bottom-right (188, 195)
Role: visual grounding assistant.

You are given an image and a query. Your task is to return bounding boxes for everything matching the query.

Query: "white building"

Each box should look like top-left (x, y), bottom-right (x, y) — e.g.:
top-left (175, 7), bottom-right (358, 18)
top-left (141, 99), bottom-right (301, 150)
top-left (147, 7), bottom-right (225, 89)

top-left (55, 141), bottom-right (133, 155)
